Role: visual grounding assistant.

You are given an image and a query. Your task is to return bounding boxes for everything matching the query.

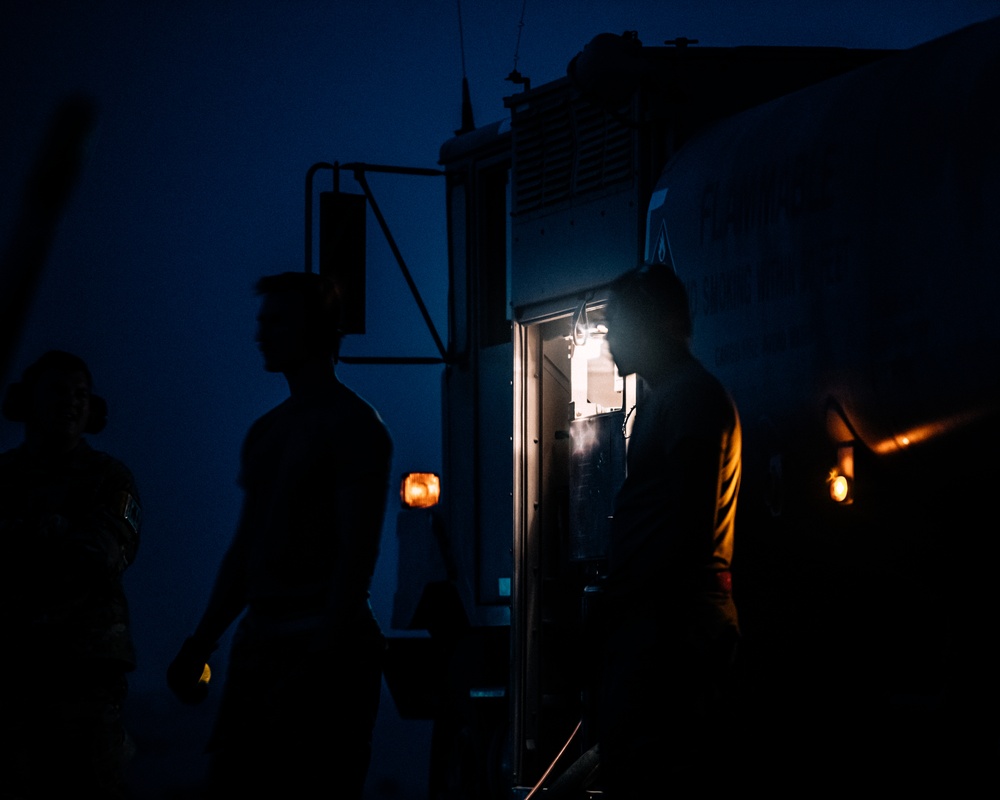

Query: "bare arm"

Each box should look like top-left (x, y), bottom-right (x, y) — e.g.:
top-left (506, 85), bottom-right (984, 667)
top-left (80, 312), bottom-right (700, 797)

top-left (192, 515), bottom-right (250, 647)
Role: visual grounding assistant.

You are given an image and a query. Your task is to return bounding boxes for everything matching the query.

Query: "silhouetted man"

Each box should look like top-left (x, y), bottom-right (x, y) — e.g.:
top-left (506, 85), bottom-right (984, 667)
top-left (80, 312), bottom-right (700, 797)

top-left (0, 350), bottom-right (141, 799)
top-left (168, 271), bottom-right (392, 798)
top-left (598, 265), bottom-right (741, 796)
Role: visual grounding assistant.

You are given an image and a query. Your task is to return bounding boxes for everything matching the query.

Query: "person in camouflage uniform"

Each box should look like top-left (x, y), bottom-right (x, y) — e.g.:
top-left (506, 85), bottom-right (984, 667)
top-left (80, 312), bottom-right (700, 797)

top-left (0, 350), bottom-right (141, 799)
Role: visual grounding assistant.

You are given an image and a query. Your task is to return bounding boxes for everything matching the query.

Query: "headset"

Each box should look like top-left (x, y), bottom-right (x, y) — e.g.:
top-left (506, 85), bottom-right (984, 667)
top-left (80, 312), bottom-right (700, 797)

top-left (1, 351), bottom-right (108, 434)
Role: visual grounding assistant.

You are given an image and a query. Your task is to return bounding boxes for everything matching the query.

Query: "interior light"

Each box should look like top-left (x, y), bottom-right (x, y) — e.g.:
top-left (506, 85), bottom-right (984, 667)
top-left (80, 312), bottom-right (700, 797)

top-left (401, 472), bottom-right (441, 508)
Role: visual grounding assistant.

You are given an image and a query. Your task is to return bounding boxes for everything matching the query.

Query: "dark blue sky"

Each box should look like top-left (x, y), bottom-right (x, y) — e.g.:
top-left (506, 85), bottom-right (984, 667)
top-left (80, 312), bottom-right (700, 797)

top-left (2, 1), bottom-right (998, 794)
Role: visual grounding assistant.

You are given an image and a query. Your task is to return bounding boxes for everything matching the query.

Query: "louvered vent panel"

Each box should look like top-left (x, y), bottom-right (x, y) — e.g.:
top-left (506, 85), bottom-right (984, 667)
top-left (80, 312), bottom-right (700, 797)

top-left (512, 90), bottom-right (632, 215)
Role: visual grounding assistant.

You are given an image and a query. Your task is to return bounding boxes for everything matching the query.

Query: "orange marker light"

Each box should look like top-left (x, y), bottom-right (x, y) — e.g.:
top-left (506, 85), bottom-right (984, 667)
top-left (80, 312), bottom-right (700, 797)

top-left (199, 664), bottom-right (211, 685)
top-left (828, 472), bottom-right (853, 504)
top-left (400, 472), bottom-right (441, 508)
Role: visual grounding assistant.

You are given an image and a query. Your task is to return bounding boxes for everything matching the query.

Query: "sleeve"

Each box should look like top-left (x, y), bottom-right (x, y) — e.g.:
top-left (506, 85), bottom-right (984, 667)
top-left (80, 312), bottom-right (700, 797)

top-left (67, 457), bottom-right (141, 577)
top-left (609, 384), bottom-right (730, 591)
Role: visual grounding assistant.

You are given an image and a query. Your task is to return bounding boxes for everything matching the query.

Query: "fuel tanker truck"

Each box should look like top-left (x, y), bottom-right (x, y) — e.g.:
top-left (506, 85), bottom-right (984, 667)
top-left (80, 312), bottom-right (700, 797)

top-left (322, 15), bottom-right (1000, 797)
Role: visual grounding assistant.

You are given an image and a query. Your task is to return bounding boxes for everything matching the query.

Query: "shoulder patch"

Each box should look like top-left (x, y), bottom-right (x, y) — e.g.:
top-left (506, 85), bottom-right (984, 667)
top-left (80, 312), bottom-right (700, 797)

top-left (115, 491), bottom-right (143, 536)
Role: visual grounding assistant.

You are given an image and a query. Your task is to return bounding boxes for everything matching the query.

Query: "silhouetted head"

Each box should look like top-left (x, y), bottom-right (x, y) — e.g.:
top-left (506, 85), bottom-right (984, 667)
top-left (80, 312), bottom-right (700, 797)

top-left (605, 265), bottom-right (692, 381)
top-left (254, 271), bottom-right (343, 374)
top-left (2, 350), bottom-right (108, 452)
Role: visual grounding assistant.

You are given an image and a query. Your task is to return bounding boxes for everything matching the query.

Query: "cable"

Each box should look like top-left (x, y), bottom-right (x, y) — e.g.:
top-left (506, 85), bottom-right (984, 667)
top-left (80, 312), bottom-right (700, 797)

top-left (512, 0), bottom-right (528, 74)
top-left (572, 298), bottom-right (589, 347)
top-left (524, 719), bottom-right (583, 800)
top-left (507, 0), bottom-right (530, 87)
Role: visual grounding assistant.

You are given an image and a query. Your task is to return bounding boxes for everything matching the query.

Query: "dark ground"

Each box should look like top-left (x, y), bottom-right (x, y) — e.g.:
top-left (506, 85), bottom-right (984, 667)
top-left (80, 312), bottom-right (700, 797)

top-left (123, 683), bottom-right (431, 799)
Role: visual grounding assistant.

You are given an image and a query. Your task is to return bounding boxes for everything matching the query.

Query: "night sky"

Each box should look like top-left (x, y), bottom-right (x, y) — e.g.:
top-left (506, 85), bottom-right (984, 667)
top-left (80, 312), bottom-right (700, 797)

top-left (3, 1), bottom-right (998, 796)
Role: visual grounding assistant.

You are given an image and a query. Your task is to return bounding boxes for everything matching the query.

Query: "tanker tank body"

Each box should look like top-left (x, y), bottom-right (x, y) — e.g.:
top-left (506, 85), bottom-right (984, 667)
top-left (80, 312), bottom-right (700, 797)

top-left (645, 14), bottom-right (1000, 781)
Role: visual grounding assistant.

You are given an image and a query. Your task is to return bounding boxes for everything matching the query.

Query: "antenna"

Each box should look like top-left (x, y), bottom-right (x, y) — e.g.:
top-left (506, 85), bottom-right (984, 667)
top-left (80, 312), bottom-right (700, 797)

top-left (455, 0), bottom-right (475, 135)
top-left (506, 0), bottom-right (530, 91)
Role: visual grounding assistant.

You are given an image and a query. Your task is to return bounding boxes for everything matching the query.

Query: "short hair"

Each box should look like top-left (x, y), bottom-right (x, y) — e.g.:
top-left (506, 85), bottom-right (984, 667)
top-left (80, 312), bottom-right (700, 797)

top-left (255, 271), bottom-right (343, 358)
top-left (2, 350), bottom-right (108, 432)
top-left (608, 265), bottom-right (692, 340)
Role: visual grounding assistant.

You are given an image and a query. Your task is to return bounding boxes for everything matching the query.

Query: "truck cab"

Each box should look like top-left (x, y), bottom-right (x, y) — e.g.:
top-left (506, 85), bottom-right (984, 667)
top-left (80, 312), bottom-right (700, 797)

top-left (385, 19), bottom-right (1000, 797)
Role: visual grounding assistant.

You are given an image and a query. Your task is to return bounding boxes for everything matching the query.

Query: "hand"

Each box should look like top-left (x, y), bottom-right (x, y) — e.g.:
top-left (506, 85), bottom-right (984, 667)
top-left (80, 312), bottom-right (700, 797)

top-left (167, 636), bottom-right (216, 704)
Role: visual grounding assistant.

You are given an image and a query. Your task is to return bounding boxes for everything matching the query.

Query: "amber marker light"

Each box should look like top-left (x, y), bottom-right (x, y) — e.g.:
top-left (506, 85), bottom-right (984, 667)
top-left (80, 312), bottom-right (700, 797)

top-left (401, 472), bottom-right (441, 508)
top-left (827, 444), bottom-right (855, 504)
top-left (829, 471), bottom-right (853, 503)
top-left (199, 663), bottom-right (211, 685)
